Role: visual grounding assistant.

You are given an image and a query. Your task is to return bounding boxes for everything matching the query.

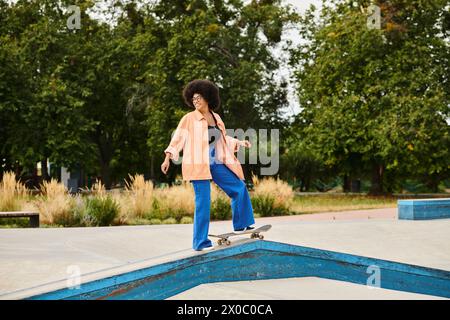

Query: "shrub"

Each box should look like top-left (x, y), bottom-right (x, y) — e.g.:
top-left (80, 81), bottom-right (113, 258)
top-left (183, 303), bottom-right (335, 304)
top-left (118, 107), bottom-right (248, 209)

top-left (251, 195), bottom-right (290, 217)
top-left (53, 195), bottom-right (84, 227)
top-left (151, 182), bottom-right (194, 220)
top-left (0, 217), bottom-right (29, 228)
top-left (162, 217), bottom-right (177, 224)
top-left (84, 195), bottom-right (119, 226)
top-left (210, 183), bottom-right (231, 220)
top-left (128, 218), bottom-right (151, 225)
top-left (180, 216), bottom-right (193, 224)
top-left (149, 218), bottom-right (162, 225)
top-left (251, 174), bottom-right (294, 217)
top-left (251, 195), bottom-right (274, 217)
top-left (147, 198), bottom-right (170, 220)
top-left (211, 197), bottom-right (232, 220)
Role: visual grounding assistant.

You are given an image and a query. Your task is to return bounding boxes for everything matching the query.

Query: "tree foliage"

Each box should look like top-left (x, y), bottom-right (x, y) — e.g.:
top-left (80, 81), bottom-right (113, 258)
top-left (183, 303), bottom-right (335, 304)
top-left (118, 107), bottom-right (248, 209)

top-left (288, 0), bottom-right (449, 193)
top-left (0, 0), bottom-right (297, 187)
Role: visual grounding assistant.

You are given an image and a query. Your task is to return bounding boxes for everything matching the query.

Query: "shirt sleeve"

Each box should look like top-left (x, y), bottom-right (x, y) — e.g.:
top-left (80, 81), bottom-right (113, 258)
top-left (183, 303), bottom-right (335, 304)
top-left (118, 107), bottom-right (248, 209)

top-left (215, 114), bottom-right (242, 153)
top-left (225, 136), bottom-right (242, 153)
top-left (164, 115), bottom-right (189, 161)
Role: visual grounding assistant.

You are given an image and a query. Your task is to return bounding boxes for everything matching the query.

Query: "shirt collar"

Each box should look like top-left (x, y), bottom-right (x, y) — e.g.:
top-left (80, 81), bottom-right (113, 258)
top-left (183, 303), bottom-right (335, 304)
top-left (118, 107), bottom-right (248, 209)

top-left (194, 109), bottom-right (205, 121)
top-left (194, 108), bottom-right (219, 122)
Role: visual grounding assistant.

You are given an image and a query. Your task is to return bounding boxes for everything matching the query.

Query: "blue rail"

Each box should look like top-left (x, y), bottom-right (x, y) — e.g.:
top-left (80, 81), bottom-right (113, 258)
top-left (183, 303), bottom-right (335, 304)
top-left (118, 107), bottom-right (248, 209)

top-left (26, 240), bottom-right (450, 300)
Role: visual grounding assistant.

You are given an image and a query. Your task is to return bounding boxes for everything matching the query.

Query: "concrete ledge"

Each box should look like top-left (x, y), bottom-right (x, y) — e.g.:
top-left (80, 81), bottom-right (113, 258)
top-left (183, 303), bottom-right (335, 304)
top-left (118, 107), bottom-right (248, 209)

top-left (398, 198), bottom-right (450, 220)
top-left (23, 240), bottom-right (450, 300)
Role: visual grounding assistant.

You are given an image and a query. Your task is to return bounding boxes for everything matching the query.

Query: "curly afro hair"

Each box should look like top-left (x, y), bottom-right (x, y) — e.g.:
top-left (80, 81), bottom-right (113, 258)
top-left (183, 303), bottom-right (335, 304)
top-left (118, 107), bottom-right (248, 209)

top-left (182, 79), bottom-right (221, 111)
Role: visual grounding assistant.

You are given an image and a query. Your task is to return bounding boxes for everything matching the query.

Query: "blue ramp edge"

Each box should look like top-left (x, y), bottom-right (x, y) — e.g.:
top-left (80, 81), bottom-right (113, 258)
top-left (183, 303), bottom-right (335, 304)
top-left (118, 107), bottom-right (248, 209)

top-left (398, 198), bottom-right (450, 220)
top-left (26, 240), bottom-right (450, 300)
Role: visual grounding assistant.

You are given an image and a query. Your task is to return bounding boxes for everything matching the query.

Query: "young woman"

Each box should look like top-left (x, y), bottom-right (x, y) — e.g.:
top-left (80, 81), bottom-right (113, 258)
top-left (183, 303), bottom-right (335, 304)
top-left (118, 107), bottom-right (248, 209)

top-left (161, 79), bottom-right (255, 251)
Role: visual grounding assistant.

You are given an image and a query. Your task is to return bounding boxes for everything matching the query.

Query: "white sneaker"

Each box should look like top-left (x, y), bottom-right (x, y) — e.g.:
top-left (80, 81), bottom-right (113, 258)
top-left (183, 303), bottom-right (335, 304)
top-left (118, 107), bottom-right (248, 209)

top-left (234, 225), bottom-right (256, 234)
top-left (197, 245), bottom-right (214, 252)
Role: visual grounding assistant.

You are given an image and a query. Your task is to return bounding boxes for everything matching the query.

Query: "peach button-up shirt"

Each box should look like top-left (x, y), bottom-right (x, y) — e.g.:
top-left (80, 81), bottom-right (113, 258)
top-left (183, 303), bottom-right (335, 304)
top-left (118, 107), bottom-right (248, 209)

top-left (164, 109), bottom-right (246, 181)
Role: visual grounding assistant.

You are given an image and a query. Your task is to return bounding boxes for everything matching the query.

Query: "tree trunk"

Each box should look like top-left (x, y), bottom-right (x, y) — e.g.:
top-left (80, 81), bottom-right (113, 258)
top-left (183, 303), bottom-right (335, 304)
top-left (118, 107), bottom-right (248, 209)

top-left (150, 155), bottom-right (155, 180)
top-left (94, 127), bottom-right (113, 189)
top-left (41, 158), bottom-right (49, 181)
top-left (305, 176), bottom-right (311, 192)
top-left (425, 174), bottom-right (440, 193)
top-left (369, 163), bottom-right (384, 195)
top-left (351, 179), bottom-right (361, 193)
top-left (343, 174), bottom-right (351, 193)
top-left (14, 161), bottom-right (21, 177)
top-left (100, 161), bottom-right (112, 189)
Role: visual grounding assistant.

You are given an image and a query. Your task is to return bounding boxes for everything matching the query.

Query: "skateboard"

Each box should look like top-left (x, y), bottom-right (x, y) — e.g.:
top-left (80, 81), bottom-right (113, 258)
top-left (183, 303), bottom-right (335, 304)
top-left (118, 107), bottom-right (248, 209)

top-left (208, 224), bottom-right (272, 246)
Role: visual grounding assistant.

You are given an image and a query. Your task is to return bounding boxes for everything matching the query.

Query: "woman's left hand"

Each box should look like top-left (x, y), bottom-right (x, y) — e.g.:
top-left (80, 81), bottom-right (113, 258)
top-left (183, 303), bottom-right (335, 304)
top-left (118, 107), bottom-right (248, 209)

top-left (241, 140), bottom-right (251, 148)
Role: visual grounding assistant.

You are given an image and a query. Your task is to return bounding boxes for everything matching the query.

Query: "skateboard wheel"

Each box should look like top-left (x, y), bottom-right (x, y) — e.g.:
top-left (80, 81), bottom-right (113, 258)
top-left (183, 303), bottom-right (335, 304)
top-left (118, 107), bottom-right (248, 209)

top-left (259, 234), bottom-right (264, 240)
top-left (218, 239), bottom-right (223, 246)
top-left (225, 240), bottom-right (231, 246)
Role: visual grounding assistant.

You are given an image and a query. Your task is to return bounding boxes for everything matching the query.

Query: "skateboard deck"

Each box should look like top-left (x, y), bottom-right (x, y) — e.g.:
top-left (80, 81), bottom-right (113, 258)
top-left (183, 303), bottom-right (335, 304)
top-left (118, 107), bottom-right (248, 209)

top-left (208, 224), bottom-right (272, 246)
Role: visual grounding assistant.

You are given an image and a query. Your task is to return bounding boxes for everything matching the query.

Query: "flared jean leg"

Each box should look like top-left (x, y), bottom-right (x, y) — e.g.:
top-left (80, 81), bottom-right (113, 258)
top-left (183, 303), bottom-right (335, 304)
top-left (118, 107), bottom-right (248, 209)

top-left (209, 146), bottom-right (255, 231)
top-left (190, 145), bottom-right (255, 250)
top-left (191, 180), bottom-right (213, 250)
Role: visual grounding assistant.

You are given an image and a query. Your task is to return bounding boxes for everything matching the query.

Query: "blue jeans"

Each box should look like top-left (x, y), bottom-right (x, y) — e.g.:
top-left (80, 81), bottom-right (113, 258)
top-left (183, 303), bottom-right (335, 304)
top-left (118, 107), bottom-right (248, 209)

top-left (190, 145), bottom-right (255, 250)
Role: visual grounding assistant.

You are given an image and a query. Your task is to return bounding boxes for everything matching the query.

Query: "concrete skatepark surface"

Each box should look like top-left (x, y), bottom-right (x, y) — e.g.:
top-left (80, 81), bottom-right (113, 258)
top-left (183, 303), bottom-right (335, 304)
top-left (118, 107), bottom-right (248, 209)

top-left (0, 208), bottom-right (449, 299)
top-left (168, 277), bottom-right (445, 300)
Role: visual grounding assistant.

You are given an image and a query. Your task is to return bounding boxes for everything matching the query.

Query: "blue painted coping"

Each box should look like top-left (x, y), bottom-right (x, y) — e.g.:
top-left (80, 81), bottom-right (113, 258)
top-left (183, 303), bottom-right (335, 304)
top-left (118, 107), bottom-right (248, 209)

top-left (26, 240), bottom-right (450, 300)
top-left (398, 198), bottom-right (450, 220)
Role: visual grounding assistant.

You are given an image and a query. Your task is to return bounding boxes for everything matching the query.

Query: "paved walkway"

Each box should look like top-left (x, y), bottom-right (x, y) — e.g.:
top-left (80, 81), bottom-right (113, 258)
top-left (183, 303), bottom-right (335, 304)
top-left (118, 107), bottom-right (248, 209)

top-left (0, 207), bottom-right (448, 299)
top-left (258, 207), bottom-right (396, 222)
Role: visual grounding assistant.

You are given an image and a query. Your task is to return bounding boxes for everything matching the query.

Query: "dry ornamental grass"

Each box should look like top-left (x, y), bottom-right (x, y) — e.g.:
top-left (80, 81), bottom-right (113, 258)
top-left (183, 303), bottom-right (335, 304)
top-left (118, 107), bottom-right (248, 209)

top-left (124, 174), bottom-right (154, 219)
top-left (36, 178), bottom-right (73, 225)
top-left (0, 171), bottom-right (28, 211)
top-left (251, 174), bottom-right (295, 216)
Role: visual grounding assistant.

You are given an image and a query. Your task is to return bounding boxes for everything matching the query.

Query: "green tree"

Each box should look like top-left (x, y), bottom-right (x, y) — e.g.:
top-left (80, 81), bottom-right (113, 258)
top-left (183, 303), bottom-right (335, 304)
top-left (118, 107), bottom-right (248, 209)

top-left (1, 0), bottom-right (300, 188)
top-left (1, 0), bottom-right (154, 188)
top-left (289, 0), bottom-right (449, 194)
top-left (140, 0), bottom-right (299, 183)
top-left (0, 0), bottom-right (98, 180)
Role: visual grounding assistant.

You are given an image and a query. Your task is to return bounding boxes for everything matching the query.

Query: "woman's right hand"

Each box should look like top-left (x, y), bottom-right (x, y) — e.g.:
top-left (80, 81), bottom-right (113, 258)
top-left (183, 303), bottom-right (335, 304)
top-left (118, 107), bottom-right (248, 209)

top-left (161, 156), bottom-right (171, 175)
